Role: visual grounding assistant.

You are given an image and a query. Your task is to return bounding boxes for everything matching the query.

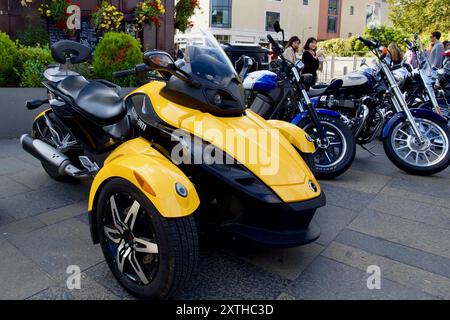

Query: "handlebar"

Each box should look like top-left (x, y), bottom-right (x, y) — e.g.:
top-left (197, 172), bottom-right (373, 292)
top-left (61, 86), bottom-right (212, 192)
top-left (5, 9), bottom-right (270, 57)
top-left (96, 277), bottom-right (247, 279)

top-left (113, 69), bottom-right (136, 78)
top-left (267, 34), bottom-right (284, 55)
top-left (113, 63), bottom-right (149, 78)
top-left (358, 36), bottom-right (378, 49)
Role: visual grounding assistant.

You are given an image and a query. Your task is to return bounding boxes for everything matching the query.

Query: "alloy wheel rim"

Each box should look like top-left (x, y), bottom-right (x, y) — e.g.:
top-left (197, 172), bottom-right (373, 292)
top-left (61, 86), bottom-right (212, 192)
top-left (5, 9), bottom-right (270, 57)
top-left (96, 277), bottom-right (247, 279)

top-left (104, 193), bottom-right (159, 286)
top-left (391, 119), bottom-right (449, 167)
top-left (303, 121), bottom-right (348, 168)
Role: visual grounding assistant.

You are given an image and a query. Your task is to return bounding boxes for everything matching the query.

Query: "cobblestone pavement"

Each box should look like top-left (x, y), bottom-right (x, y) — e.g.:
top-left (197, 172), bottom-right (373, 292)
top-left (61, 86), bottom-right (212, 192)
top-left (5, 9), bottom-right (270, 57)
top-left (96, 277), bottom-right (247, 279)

top-left (0, 138), bottom-right (449, 300)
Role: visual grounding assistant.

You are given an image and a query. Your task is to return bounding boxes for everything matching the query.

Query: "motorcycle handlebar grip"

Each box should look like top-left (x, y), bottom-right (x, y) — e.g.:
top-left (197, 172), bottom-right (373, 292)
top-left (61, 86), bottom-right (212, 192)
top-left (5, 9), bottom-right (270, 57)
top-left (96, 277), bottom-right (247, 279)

top-left (113, 69), bottom-right (135, 78)
top-left (358, 36), bottom-right (377, 48)
top-left (267, 34), bottom-right (276, 46)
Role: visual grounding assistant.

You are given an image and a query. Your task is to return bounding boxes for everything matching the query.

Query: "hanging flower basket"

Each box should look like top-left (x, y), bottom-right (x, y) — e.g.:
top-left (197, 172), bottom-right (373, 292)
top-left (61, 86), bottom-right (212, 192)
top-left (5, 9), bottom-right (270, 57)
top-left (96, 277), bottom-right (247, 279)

top-left (175, 0), bottom-right (200, 32)
top-left (134, 0), bottom-right (166, 31)
top-left (92, 1), bottom-right (124, 33)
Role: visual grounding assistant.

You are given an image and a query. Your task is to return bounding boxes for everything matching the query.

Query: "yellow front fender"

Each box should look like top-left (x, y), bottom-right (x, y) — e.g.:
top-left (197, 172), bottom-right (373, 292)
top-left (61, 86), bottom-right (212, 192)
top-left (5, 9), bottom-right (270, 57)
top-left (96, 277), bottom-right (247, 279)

top-left (267, 120), bottom-right (316, 154)
top-left (88, 138), bottom-right (200, 218)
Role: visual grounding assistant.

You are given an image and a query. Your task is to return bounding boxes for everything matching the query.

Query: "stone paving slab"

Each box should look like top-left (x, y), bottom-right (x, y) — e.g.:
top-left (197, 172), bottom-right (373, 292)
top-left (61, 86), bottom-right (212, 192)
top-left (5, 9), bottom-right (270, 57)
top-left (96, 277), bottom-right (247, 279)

top-left (225, 243), bottom-right (324, 281)
top-left (313, 204), bottom-right (359, 246)
top-left (349, 209), bottom-right (450, 260)
top-left (36, 202), bottom-right (87, 226)
top-left (287, 256), bottom-right (436, 300)
top-left (335, 229), bottom-right (450, 279)
top-left (8, 218), bottom-right (104, 281)
top-left (322, 242), bottom-right (450, 299)
top-left (322, 169), bottom-right (393, 194)
top-left (368, 194), bottom-right (450, 229)
top-left (0, 241), bottom-right (53, 300)
top-left (0, 217), bottom-right (46, 243)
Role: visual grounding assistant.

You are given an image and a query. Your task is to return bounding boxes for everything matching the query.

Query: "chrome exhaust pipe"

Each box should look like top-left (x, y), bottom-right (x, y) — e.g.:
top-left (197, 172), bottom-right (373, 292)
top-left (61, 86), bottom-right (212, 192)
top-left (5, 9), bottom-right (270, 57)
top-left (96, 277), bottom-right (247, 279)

top-left (20, 134), bottom-right (87, 178)
top-left (354, 104), bottom-right (369, 137)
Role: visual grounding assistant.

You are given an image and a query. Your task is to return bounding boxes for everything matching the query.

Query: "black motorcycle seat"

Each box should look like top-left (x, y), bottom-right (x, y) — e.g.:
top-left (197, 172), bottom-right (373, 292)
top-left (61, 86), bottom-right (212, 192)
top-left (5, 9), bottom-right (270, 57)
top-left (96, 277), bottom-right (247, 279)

top-left (308, 79), bottom-right (344, 97)
top-left (308, 85), bottom-right (327, 97)
top-left (57, 75), bottom-right (89, 100)
top-left (57, 75), bottom-right (125, 123)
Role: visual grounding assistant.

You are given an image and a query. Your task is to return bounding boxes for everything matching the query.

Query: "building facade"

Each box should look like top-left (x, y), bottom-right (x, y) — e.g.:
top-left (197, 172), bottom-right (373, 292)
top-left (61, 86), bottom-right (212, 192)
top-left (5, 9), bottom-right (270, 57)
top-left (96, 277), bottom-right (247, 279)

top-left (187, 0), bottom-right (320, 44)
top-left (185, 0), bottom-right (391, 44)
top-left (339, 0), bottom-right (391, 39)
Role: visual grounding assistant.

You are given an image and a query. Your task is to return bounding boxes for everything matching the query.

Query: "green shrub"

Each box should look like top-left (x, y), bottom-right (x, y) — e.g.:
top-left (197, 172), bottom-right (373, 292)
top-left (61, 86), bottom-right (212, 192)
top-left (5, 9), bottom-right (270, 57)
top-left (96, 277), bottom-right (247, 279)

top-left (0, 32), bottom-right (18, 86)
top-left (93, 32), bottom-right (142, 87)
top-left (15, 45), bottom-right (53, 87)
top-left (362, 25), bottom-right (411, 50)
top-left (319, 25), bottom-right (414, 57)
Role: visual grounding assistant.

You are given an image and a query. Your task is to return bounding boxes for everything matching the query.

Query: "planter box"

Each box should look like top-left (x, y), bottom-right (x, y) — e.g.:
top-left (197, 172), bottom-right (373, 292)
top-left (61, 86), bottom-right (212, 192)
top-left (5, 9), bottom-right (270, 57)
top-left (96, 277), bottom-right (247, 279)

top-left (0, 87), bottom-right (134, 139)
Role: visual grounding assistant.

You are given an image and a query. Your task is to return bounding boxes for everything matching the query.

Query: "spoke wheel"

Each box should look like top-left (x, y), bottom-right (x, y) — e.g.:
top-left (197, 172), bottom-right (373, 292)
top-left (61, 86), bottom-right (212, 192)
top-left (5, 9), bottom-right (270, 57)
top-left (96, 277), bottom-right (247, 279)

top-left (96, 178), bottom-right (199, 300)
top-left (384, 115), bottom-right (450, 175)
top-left (103, 193), bottom-right (159, 286)
top-left (391, 119), bottom-right (448, 167)
top-left (298, 115), bottom-right (356, 180)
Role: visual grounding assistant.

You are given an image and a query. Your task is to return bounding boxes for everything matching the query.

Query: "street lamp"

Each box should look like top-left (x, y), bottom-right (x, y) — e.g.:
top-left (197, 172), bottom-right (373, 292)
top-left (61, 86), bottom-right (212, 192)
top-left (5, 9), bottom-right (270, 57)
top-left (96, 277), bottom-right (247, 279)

top-left (302, 26), bottom-right (313, 44)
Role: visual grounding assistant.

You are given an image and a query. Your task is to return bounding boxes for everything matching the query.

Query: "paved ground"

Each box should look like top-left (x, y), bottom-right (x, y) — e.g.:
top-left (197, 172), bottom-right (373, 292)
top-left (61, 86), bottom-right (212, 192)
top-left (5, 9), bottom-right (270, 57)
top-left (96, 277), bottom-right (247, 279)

top-left (0, 138), bottom-right (449, 300)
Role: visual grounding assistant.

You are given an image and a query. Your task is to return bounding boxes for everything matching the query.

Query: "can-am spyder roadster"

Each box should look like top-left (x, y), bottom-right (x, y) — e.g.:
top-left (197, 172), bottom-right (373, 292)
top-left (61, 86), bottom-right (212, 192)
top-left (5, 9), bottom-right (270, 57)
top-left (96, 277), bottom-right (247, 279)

top-left (21, 29), bottom-right (325, 299)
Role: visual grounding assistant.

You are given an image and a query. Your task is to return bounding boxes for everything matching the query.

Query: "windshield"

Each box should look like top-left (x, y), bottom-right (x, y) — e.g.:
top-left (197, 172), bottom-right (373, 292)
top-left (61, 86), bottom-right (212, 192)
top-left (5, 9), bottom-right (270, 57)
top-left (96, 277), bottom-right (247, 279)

top-left (180, 28), bottom-right (238, 86)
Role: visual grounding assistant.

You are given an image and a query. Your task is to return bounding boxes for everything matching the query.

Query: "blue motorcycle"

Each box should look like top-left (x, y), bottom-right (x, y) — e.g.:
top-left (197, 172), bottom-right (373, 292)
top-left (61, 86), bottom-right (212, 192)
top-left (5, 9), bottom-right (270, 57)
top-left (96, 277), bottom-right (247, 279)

top-left (243, 32), bottom-right (356, 180)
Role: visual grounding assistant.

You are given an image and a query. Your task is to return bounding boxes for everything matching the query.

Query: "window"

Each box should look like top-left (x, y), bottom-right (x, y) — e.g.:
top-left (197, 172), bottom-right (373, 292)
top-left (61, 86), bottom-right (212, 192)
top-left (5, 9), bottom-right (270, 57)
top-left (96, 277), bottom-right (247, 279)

top-left (350, 5), bottom-right (354, 15)
top-left (303, 0), bottom-right (309, 5)
top-left (211, 0), bottom-right (232, 28)
top-left (215, 35), bottom-right (231, 43)
top-left (266, 12), bottom-right (280, 31)
top-left (328, 0), bottom-right (338, 14)
top-left (327, 16), bottom-right (337, 33)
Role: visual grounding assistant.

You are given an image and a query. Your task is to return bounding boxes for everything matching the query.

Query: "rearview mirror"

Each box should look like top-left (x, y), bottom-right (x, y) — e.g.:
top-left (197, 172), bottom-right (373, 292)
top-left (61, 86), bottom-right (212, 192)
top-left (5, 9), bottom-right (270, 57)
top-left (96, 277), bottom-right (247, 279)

top-left (273, 21), bottom-right (282, 34)
top-left (144, 51), bottom-right (175, 71)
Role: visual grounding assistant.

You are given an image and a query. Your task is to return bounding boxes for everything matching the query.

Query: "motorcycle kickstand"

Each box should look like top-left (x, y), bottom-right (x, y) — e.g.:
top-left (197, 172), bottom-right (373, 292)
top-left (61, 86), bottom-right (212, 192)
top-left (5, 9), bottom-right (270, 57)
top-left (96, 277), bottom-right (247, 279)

top-left (360, 144), bottom-right (380, 157)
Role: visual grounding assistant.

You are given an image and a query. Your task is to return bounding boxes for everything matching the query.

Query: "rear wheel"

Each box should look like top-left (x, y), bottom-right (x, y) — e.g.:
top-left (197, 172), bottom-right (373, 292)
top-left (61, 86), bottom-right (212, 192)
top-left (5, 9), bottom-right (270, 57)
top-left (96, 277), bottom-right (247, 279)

top-left (96, 178), bottom-right (199, 299)
top-left (33, 113), bottom-right (75, 182)
top-left (298, 115), bottom-right (356, 180)
top-left (383, 115), bottom-right (450, 175)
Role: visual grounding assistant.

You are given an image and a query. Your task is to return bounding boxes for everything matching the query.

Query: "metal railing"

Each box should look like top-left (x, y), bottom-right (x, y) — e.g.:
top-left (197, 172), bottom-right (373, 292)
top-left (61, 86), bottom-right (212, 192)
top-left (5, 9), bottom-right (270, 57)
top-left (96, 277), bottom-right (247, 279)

top-left (317, 56), bottom-right (371, 84)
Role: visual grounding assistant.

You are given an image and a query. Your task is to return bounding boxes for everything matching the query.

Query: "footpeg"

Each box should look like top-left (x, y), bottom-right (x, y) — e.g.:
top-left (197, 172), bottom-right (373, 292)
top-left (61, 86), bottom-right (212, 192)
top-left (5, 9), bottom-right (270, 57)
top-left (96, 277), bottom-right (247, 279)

top-left (79, 156), bottom-right (99, 175)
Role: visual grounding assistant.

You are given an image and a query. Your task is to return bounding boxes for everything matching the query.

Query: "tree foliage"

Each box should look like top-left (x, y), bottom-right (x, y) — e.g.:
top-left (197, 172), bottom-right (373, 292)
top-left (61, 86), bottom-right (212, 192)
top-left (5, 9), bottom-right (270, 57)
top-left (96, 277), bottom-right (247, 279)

top-left (387, 0), bottom-right (450, 34)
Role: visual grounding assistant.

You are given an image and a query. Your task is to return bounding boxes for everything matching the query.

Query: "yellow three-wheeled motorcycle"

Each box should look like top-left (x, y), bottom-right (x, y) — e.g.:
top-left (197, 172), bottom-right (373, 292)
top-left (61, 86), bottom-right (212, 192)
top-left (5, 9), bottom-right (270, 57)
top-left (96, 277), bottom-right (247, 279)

top-left (21, 29), bottom-right (325, 299)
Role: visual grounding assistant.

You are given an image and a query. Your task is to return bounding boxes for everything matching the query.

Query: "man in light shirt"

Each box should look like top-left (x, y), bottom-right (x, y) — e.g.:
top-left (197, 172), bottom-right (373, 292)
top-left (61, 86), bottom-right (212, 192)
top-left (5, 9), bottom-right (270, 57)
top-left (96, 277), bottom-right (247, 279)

top-left (430, 31), bottom-right (445, 68)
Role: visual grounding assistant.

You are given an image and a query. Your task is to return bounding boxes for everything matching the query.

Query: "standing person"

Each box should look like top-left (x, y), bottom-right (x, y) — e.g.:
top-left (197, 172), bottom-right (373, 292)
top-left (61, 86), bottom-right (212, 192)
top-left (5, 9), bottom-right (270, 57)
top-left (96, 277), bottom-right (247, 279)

top-left (302, 37), bottom-right (320, 84)
top-left (283, 36), bottom-right (301, 63)
top-left (387, 42), bottom-right (404, 66)
top-left (430, 31), bottom-right (445, 68)
top-left (405, 47), bottom-right (418, 68)
top-left (443, 40), bottom-right (450, 51)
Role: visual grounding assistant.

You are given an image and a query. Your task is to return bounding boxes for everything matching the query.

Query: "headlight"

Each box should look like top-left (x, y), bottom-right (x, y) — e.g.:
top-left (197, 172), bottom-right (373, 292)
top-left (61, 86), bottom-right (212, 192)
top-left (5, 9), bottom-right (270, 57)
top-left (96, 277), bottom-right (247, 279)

top-left (295, 60), bottom-right (305, 72)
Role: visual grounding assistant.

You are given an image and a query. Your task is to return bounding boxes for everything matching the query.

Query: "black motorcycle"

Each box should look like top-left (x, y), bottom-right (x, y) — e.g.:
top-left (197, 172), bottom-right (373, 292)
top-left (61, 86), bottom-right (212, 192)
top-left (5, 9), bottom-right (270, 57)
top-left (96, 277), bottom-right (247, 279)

top-left (243, 24), bottom-right (356, 180)
top-left (307, 36), bottom-right (450, 175)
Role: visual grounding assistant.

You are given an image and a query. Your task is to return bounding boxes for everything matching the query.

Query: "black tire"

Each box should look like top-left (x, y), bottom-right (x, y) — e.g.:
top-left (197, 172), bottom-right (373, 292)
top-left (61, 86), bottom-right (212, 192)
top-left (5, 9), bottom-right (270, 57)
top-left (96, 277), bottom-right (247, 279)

top-left (96, 178), bottom-right (199, 299)
top-left (300, 152), bottom-right (317, 176)
top-left (383, 115), bottom-right (450, 175)
top-left (298, 115), bottom-right (356, 180)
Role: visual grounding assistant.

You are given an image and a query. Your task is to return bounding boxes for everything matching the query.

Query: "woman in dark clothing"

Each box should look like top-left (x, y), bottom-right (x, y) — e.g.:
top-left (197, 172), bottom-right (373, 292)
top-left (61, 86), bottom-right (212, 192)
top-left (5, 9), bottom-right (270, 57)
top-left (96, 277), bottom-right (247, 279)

top-left (302, 37), bottom-right (320, 84)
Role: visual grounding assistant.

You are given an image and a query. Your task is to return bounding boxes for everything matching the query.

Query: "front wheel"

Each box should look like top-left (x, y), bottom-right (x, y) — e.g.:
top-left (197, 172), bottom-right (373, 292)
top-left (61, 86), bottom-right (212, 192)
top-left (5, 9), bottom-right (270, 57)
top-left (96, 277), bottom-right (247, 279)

top-left (383, 115), bottom-right (450, 175)
top-left (298, 115), bottom-right (356, 180)
top-left (96, 178), bottom-right (199, 299)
